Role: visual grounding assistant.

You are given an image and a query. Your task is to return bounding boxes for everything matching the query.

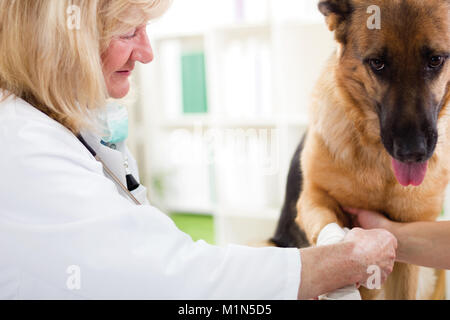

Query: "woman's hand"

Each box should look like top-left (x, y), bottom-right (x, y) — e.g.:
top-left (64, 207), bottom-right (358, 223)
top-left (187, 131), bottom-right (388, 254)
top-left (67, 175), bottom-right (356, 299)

top-left (297, 226), bottom-right (397, 299)
top-left (344, 207), bottom-right (450, 269)
top-left (344, 207), bottom-right (398, 232)
top-left (343, 227), bottom-right (397, 288)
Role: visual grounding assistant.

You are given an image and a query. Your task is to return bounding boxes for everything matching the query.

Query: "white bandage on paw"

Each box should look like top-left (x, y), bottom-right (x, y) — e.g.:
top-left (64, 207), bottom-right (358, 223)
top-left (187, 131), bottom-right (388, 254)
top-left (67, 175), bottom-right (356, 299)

top-left (320, 285), bottom-right (362, 300)
top-left (317, 223), bottom-right (362, 300)
top-left (317, 223), bottom-right (347, 246)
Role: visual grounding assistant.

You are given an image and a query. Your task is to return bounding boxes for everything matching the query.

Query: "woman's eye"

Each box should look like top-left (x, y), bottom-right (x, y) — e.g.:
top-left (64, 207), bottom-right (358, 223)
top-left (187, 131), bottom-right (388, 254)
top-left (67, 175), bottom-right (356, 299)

top-left (429, 56), bottom-right (445, 69)
top-left (369, 59), bottom-right (386, 72)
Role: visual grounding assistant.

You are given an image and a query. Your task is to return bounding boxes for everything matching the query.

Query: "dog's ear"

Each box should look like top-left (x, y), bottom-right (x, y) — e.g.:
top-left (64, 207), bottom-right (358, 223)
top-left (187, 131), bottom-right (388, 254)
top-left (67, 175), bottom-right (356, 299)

top-left (318, 0), bottom-right (353, 43)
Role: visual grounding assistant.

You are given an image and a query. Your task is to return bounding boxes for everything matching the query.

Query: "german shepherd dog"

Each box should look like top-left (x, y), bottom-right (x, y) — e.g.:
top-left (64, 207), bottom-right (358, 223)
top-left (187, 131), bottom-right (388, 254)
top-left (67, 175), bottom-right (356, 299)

top-left (271, 0), bottom-right (450, 300)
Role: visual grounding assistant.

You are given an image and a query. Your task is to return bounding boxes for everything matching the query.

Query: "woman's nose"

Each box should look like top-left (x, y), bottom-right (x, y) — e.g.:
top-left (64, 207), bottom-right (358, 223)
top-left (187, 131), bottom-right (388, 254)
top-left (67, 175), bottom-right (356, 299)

top-left (131, 30), bottom-right (154, 64)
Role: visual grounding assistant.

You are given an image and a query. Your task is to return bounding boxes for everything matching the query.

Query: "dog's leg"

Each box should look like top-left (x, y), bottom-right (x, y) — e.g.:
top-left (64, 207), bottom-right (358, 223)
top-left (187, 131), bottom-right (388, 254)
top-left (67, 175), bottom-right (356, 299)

top-left (359, 287), bottom-right (382, 300)
top-left (296, 185), bottom-right (350, 245)
top-left (384, 262), bottom-right (419, 300)
top-left (431, 269), bottom-right (446, 300)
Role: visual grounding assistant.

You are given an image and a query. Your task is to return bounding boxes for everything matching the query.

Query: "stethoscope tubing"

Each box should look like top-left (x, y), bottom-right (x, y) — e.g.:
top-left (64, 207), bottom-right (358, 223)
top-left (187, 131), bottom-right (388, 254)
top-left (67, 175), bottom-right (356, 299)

top-left (77, 135), bottom-right (142, 205)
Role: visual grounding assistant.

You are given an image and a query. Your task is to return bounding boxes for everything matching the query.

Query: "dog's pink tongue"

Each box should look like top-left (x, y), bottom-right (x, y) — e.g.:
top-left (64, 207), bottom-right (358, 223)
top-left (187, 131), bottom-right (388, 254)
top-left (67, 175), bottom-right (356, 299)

top-left (391, 159), bottom-right (428, 187)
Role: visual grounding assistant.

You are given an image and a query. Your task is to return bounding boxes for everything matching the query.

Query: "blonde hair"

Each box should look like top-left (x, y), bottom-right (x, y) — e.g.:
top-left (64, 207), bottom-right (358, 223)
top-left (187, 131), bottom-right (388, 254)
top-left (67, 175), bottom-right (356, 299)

top-left (0, 0), bottom-right (171, 134)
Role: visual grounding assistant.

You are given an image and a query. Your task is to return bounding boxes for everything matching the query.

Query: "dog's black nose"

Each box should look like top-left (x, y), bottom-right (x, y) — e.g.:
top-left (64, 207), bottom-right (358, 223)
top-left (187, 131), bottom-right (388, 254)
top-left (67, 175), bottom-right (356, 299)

top-left (393, 137), bottom-right (428, 162)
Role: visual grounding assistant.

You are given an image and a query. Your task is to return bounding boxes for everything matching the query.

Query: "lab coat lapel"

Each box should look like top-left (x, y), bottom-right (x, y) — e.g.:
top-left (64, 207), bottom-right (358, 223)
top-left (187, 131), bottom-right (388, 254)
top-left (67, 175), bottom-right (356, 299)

top-left (81, 132), bottom-right (127, 188)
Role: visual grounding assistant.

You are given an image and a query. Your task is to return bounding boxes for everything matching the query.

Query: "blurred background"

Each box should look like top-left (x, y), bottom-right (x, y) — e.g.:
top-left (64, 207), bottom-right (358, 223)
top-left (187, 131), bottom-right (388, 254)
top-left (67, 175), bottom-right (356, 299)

top-left (120, 0), bottom-right (450, 256)
top-left (122, 0), bottom-right (333, 247)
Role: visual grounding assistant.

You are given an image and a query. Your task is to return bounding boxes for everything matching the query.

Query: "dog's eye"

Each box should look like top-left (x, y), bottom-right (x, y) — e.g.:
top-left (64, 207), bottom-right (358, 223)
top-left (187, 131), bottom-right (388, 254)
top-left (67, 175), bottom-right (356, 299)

top-left (369, 59), bottom-right (385, 72)
top-left (429, 56), bottom-right (445, 69)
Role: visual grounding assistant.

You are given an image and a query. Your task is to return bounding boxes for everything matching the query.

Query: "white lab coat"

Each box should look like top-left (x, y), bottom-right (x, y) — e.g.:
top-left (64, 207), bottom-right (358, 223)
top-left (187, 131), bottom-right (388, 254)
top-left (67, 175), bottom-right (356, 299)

top-left (0, 93), bottom-right (301, 300)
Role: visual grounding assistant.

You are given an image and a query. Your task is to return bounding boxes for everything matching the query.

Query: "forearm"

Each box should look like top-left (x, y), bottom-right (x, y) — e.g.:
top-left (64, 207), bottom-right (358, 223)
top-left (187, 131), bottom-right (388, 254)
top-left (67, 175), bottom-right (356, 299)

top-left (297, 242), bottom-right (360, 299)
top-left (392, 221), bottom-right (450, 269)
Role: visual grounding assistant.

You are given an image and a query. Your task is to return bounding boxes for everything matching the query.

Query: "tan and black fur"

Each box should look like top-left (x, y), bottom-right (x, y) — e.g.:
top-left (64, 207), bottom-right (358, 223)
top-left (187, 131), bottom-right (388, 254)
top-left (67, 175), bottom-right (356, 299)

top-left (272, 0), bottom-right (450, 300)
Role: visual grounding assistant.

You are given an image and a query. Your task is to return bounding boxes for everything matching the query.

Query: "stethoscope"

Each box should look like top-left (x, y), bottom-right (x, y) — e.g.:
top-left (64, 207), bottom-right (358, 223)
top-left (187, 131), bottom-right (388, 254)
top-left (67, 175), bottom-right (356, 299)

top-left (77, 134), bottom-right (142, 205)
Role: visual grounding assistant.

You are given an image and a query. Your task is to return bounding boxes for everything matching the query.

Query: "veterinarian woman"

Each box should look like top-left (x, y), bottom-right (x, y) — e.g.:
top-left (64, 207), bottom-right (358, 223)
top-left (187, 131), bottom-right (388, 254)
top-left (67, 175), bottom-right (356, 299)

top-left (347, 208), bottom-right (450, 270)
top-left (0, 0), bottom-right (397, 300)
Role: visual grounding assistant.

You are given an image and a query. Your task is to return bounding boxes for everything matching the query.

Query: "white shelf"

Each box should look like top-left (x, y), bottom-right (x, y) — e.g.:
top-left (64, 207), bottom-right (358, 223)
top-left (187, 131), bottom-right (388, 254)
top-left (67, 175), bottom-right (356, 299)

top-left (213, 22), bottom-right (272, 39)
top-left (151, 30), bottom-right (205, 42)
top-left (152, 23), bottom-right (273, 40)
top-left (161, 115), bottom-right (309, 129)
top-left (165, 204), bottom-right (215, 215)
top-left (217, 206), bottom-right (281, 220)
top-left (161, 115), bottom-right (211, 128)
top-left (163, 205), bottom-right (282, 222)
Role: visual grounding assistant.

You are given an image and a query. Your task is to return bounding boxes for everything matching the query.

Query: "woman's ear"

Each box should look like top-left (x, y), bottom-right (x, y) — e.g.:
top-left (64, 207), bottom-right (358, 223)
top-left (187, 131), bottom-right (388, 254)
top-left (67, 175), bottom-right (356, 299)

top-left (318, 0), bottom-right (353, 43)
